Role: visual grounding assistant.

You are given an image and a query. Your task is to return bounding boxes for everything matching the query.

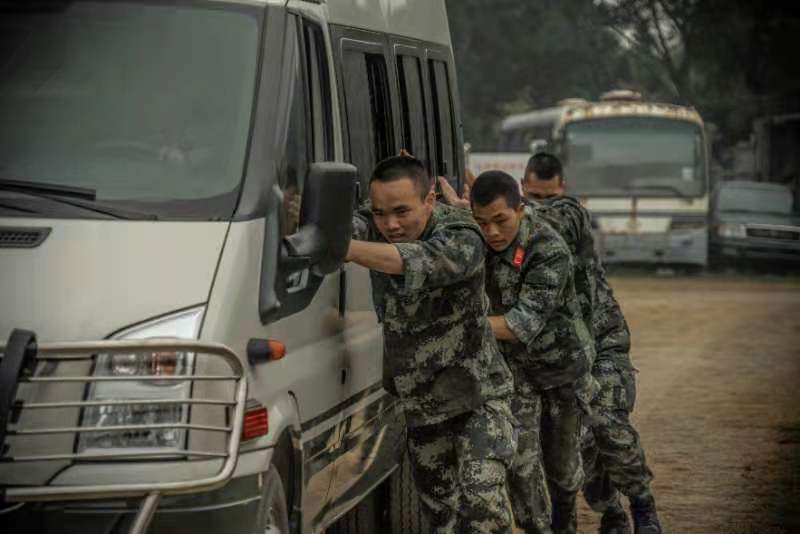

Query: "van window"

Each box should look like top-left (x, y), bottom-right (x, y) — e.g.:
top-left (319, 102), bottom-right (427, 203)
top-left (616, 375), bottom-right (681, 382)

top-left (342, 50), bottom-right (394, 193)
top-left (428, 59), bottom-right (456, 182)
top-left (397, 55), bottom-right (429, 167)
top-left (279, 18), bottom-right (333, 236)
top-left (279, 21), bottom-right (307, 236)
top-left (304, 22), bottom-right (333, 161)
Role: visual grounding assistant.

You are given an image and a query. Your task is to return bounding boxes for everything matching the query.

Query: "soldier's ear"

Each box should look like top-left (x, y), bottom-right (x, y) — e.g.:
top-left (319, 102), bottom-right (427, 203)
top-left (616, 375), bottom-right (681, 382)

top-left (425, 188), bottom-right (437, 206)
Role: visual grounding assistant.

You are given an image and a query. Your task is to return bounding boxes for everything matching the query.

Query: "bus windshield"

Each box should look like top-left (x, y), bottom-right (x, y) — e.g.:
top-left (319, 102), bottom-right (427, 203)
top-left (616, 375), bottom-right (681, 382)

top-left (0, 1), bottom-right (262, 219)
top-left (563, 117), bottom-right (705, 198)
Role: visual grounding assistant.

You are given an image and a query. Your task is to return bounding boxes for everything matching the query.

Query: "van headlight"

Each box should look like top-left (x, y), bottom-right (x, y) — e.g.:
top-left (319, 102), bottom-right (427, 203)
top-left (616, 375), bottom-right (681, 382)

top-left (717, 222), bottom-right (747, 238)
top-left (77, 306), bottom-right (205, 453)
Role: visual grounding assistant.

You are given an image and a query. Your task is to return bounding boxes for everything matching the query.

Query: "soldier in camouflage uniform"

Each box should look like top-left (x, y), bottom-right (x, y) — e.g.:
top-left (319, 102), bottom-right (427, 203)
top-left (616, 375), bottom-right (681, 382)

top-left (347, 155), bottom-right (517, 534)
top-left (470, 171), bottom-right (597, 534)
top-left (522, 153), bottom-right (662, 534)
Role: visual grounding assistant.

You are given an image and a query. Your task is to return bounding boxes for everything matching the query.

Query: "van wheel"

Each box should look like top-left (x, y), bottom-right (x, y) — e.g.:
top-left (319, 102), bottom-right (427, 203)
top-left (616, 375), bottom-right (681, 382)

top-left (256, 466), bottom-right (290, 534)
top-left (326, 488), bottom-right (379, 534)
top-left (387, 452), bottom-right (430, 534)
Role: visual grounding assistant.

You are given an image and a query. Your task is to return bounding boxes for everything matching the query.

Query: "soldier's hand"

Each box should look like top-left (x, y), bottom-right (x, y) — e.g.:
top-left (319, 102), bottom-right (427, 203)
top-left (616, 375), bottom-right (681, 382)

top-left (437, 176), bottom-right (470, 210)
top-left (465, 167), bottom-right (477, 189)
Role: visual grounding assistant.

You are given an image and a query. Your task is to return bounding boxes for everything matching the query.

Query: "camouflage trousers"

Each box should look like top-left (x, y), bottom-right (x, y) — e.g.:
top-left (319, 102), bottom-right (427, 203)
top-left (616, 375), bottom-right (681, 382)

top-left (507, 392), bottom-right (552, 534)
top-left (406, 398), bottom-right (517, 534)
top-left (581, 358), bottom-right (654, 512)
top-left (508, 378), bottom-right (586, 534)
top-left (540, 384), bottom-right (585, 534)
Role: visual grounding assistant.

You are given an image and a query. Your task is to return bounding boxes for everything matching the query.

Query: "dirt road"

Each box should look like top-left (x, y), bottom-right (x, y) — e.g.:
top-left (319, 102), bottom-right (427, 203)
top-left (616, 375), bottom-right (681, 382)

top-left (577, 275), bottom-right (800, 533)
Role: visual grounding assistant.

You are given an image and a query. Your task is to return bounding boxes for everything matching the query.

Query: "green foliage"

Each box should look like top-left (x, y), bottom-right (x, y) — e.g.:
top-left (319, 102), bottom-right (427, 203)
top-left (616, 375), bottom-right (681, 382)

top-left (447, 0), bottom-right (800, 154)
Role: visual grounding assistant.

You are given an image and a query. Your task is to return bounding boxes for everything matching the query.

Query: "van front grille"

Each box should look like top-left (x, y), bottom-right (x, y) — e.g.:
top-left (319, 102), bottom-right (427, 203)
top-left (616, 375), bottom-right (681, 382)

top-left (0, 227), bottom-right (51, 248)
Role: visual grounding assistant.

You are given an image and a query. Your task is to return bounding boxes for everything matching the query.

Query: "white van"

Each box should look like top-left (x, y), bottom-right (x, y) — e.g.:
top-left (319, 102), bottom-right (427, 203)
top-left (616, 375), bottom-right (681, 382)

top-left (0, 1), bottom-right (466, 532)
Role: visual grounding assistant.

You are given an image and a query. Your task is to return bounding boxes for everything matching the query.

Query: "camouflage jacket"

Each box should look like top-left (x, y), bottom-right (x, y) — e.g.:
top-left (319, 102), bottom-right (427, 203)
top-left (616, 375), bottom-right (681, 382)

top-left (484, 205), bottom-right (595, 393)
top-left (528, 198), bottom-right (633, 371)
top-left (354, 203), bottom-right (514, 427)
top-left (529, 196), bottom-right (598, 335)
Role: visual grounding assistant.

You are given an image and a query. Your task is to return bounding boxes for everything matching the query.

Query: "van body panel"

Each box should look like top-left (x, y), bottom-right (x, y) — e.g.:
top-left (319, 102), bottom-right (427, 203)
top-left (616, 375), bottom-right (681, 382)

top-left (199, 218), bottom-right (347, 526)
top-left (0, 218), bottom-right (227, 342)
top-left (0, 218), bottom-right (227, 488)
top-left (323, 261), bottom-right (404, 520)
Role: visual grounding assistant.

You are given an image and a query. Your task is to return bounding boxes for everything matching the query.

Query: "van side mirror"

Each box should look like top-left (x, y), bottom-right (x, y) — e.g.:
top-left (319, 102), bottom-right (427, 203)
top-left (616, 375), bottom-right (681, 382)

top-left (282, 162), bottom-right (357, 275)
top-left (260, 162), bottom-right (357, 324)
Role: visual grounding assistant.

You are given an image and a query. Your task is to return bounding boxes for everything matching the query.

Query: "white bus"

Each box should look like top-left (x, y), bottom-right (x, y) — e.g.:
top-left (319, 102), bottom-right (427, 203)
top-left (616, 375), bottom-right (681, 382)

top-left (469, 90), bottom-right (711, 268)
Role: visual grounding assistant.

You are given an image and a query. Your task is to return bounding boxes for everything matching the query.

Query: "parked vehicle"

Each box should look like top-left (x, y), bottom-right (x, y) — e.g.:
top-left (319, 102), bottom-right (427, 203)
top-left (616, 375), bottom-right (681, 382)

top-left (468, 90), bottom-right (711, 268)
top-left (709, 180), bottom-right (800, 268)
top-left (0, 0), bottom-right (463, 532)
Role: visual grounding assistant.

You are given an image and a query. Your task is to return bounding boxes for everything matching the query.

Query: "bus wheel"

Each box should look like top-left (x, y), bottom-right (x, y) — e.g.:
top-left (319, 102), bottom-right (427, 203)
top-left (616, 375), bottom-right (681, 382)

top-left (256, 466), bottom-right (290, 534)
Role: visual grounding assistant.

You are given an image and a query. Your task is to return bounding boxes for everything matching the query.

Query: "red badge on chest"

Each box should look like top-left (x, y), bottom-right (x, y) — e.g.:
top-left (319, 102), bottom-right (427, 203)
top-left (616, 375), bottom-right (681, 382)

top-left (512, 247), bottom-right (525, 270)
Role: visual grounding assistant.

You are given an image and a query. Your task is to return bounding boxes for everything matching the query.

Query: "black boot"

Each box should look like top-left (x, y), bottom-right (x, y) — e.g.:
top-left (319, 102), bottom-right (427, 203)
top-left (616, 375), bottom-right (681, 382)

top-left (551, 493), bottom-right (578, 534)
top-left (599, 503), bottom-right (631, 534)
top-left (630, 495), bottom-right (662, 534)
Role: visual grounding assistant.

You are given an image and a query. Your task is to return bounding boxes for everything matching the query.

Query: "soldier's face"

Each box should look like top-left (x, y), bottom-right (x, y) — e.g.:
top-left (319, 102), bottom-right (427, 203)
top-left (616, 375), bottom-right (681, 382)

top-left (472, 197), bottom-right (524, 252)
top-left (370, 177), bottom-right (435, 243)
top-left (522, 173), bottom-right (565, 202)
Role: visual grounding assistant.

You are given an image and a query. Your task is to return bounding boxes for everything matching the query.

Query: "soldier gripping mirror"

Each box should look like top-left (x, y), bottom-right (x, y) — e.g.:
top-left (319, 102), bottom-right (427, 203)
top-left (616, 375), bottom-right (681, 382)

top-left (345, 154), bottom-right (518, 534)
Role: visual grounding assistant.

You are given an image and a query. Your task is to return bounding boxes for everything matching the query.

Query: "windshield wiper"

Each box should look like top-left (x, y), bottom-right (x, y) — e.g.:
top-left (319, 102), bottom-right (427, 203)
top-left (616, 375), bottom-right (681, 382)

top-left (627, 182), bottom-right (691, 200)
top-left (0, 201), bottom-right (37, 215)
top-left (0, 178), bottom-right (97, 200)
top-left (0, 179), bottom-right (158, 220)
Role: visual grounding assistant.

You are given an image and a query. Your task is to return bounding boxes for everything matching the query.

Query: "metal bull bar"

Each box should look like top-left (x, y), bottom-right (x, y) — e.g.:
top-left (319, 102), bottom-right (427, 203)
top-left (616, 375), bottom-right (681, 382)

top-left (0, 329), bottom-right (248, 534)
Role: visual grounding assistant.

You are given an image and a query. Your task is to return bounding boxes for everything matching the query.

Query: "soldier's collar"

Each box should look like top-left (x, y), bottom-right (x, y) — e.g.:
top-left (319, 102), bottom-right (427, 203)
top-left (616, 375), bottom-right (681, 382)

top-left (495, 207), bottom-right (534, 267)
top-left (418, 204), bottom-right (442, 241)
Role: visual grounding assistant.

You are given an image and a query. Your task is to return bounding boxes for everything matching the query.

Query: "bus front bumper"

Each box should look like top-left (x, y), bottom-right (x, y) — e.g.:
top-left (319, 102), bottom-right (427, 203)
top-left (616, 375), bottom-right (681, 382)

top-left (600, 228), bottom-right (708, 267)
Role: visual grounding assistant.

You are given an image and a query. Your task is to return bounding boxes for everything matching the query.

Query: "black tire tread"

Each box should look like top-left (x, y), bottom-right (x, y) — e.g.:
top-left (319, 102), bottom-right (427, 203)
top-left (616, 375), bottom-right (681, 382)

top-left (388, 452), bottom-right (430, 534)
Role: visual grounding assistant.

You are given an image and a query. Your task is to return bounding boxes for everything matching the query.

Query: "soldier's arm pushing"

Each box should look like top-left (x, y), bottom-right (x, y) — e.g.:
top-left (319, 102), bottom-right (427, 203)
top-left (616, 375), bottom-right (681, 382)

top-left (391, 226), bottom-right (486, 292)
top-left (347, 211), bottom-right (404, 274)
top-left (346, 240), bottom-right (403, 275)
top-left (346, 220), bottom-right (486, 290)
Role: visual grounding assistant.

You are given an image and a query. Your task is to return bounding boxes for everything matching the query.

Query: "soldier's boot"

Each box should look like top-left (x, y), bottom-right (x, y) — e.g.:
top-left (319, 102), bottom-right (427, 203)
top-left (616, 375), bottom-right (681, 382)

top-left (551, 494), bottom-right (578, 534)
top-left (630, 495), bottom-right (662, 534)
top-left (598, 503), bottom-right (631, 534)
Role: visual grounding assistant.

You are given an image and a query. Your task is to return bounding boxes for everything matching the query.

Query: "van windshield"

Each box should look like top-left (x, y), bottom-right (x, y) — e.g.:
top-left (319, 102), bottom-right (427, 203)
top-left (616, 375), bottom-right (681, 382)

top-left (563, 117), bottom-right (706, 198)
top-left (0, 1), bottom-right (261, 219)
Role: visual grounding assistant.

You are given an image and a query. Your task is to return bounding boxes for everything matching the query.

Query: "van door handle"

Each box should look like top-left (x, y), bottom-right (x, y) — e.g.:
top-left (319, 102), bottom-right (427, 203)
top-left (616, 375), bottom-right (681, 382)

top-left (340, 367), bottom-right (348, 385)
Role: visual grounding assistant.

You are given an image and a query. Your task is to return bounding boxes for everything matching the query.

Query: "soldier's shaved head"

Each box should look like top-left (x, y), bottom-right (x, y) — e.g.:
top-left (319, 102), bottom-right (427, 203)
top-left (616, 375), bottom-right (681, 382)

top-left (370, 154), bottom-right (432, 200)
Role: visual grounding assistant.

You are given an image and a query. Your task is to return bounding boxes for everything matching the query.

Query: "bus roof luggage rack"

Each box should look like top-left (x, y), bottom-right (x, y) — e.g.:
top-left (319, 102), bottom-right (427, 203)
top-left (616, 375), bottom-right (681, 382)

top-left (599, 89), bottom-right (643, 102)
top-left (0, 330), bottom-right (248, 534)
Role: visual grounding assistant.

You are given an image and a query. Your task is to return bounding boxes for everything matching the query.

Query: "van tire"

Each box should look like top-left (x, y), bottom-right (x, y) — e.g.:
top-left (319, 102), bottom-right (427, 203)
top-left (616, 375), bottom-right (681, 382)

top-left (388, 452), bottom-right (430, 534)
top-left (326, 489), bottom-right (379, 534)
top-left (255, 466), bottom-right (290, 534)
